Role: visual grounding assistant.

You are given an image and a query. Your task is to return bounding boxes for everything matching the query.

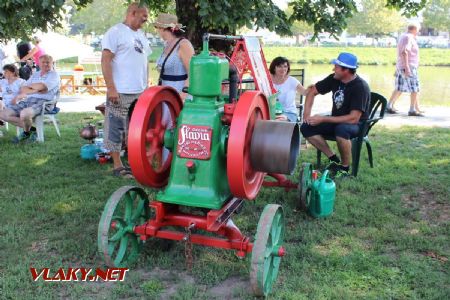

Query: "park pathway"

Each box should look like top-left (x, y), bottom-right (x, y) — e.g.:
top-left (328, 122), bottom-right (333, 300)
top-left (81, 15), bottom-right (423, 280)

top-left (58, 95), bottom-right (450, 128)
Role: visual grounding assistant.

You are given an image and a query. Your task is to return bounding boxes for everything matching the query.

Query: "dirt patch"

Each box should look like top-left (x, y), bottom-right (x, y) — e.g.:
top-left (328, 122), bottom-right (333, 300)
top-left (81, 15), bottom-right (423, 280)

top-left (150, 268), bottom-right (196, 299)
top-left (422, 251), bottom-right (448, 263)
top-left (137, 268), bottom-right (249, 299)
top-left (29, 239), bottom-right (48, 252)
top-left (401, 188), bottom-right (450, 225)
top-left (51, 264), bottom-right (250, 299)
top-left (208, 276), bottom-right (250, 299)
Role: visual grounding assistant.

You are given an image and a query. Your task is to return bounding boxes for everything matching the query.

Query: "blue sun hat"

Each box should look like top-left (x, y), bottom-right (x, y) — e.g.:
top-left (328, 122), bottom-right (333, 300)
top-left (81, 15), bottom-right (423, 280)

top-left (331, 52), bottom-right (358, 69)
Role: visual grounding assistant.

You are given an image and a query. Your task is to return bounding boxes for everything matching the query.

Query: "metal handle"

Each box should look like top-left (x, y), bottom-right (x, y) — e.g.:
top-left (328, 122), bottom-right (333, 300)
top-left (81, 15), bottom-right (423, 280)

top-left (203, 33), bottom-right (243, 42)
top-left (319, 170), bottom-right (329, 188)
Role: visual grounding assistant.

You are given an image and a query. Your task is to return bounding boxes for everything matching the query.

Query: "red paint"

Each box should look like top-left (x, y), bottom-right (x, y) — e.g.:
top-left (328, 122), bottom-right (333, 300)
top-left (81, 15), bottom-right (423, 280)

top-left (177, 124), bottom-right (213, 160)
top-left (128, 86), bottom-right (183, 188)
top-left (29, 267), bottom-right (128, 281)
top-left (263, 173), bottom-right (298, 190)
top-left (132, 201), bottom-right (253, 256)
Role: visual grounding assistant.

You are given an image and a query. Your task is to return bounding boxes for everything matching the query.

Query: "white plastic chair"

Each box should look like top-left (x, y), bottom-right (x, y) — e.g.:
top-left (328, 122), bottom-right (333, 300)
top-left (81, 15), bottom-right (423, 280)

top-left (16, 92), bottom-right (61, 142)
top-left (34, 94), bottom-right (61, 142)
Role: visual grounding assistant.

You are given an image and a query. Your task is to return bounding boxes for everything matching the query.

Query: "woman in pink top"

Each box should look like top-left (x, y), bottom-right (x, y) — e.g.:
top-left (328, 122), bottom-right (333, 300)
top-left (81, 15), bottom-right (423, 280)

top-left (20, 36), bottom-right (46, 71)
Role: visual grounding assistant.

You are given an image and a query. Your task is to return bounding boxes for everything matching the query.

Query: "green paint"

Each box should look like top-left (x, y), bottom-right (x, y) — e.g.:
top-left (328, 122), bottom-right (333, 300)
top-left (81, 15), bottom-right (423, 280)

top-left (156, 44), bottom-right (231, 209)
top-left (98, 186), bottom-right (149, 267)
top-left (308, 170), bottom-right (336, 218)
top-left (251, 204), bottom-right (284, 297)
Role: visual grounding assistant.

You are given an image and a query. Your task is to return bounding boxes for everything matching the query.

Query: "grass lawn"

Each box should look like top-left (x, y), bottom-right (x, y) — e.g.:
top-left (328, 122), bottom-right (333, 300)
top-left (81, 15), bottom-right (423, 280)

top-left (0, 113), bottom-right (449, 299)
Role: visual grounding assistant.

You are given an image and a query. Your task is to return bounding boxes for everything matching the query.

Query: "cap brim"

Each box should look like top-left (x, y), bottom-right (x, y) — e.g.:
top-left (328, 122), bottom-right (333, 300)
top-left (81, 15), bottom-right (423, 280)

top-left (331, 59), bottom-right (357, 69)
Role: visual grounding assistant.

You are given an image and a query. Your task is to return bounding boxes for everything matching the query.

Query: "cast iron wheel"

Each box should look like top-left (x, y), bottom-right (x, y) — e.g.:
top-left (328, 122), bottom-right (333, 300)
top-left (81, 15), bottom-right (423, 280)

top-left (250, 204), bottom-right (285, 297)
top-left (298, 162), bottom-right (313, 211)
top-left (128, 86), bottom-right (183, 188)
top-left (98, 186), bottom-right (150, 267)
top-left (227, 91), bottom-right (270, 199)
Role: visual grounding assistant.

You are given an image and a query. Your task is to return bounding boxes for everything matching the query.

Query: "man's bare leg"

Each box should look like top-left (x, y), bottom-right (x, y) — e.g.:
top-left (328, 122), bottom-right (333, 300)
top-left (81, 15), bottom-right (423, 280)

top-left (306, 135), bottom-right (335, 158)
top-left (410, 92), bottom-right (421, 112)
top-left (0, 110), bottom-right (24, 128)
top-left (19, 108), bottom-right (34, 131)
top-left (336, 137), bottom-right (352, 167)
top-left (388, 90), bottom-right (402, 110)
top-left (111, 151), bottom-right (123, 170)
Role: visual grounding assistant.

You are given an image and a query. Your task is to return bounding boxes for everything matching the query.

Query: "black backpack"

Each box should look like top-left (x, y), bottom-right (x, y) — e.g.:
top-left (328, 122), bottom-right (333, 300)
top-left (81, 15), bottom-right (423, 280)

top-left (19, 65), bottom-right (32, 80)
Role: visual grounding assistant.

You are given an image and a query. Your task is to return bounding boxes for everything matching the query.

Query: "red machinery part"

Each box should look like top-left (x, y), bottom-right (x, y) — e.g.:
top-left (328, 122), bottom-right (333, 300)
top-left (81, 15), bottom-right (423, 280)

top-left (128, 86), bottom-right (183, 187)
top-left (227, 91), bottom-right (270, 199)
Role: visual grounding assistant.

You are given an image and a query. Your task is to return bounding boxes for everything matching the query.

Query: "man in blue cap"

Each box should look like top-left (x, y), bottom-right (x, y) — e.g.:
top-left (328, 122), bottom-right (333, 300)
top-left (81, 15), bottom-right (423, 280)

top-left (300, 52), bottom-right (370, 177)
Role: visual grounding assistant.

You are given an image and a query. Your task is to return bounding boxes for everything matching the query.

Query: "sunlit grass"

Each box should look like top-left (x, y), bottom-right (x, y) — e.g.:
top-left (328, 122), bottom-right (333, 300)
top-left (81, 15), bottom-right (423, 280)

top-left (0, 113), bottom-right (448, 299)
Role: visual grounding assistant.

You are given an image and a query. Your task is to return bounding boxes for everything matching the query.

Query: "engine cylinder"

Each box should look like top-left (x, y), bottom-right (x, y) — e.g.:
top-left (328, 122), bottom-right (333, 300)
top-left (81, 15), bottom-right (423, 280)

top-left (250, 120), bottom-right (300, 174)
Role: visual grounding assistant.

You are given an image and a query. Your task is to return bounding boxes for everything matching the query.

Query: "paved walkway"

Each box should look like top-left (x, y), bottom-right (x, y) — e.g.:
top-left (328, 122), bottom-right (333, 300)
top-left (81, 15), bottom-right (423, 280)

top-left (58, 95), bottom-right (450, 128)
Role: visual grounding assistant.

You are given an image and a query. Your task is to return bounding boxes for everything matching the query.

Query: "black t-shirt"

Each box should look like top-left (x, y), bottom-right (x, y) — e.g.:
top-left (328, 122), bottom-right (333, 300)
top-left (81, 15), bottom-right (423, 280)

top-left (16, 41), bottom-right (31, 59)
top-left (315, 74), bottom-right (370, 120)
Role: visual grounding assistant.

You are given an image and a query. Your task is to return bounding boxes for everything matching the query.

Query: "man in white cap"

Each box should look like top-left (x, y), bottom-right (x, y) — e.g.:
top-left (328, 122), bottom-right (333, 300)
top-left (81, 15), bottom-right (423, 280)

top-left (101, 2), bottom-right (151, 179)
top-left (387, 23), bottom-right (422, 116)
top-left (301, 52), bottom-right (370, 177)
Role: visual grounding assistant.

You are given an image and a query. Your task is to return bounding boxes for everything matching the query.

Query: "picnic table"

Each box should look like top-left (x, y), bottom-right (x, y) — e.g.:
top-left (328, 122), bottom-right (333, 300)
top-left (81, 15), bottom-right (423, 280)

top-left (59, 71), bottom-right (107, 95)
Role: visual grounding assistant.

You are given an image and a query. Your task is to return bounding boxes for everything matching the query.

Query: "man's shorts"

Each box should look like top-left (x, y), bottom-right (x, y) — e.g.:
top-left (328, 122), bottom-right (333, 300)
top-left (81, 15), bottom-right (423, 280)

top-left (9, 97), bottom-right (51, 117)
top-left (395, 66), bottom-right (420, 93)
top-left (300, 122), bottom-right (361, 140)
top-left (103, 93), bottom-right (140, 153)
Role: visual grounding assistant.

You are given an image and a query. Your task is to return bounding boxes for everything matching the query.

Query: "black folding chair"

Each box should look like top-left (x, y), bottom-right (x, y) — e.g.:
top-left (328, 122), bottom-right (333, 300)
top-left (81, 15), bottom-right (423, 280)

top-left (316, 92), bottom-right (387, 177)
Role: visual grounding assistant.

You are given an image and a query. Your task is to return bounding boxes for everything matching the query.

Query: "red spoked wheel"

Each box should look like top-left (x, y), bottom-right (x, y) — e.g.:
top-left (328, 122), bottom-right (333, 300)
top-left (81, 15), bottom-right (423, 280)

top-left (128, 86), bottom-right (183, 188)
top-left (227, 91), bottom-right (270, 199)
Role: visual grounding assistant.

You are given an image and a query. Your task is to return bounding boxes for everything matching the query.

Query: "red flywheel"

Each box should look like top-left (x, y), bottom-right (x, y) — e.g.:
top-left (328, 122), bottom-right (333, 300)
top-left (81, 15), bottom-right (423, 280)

top-left (128, 86), bottom-right (183, 187)
top-left (227, 91), bottom-right (270, 199)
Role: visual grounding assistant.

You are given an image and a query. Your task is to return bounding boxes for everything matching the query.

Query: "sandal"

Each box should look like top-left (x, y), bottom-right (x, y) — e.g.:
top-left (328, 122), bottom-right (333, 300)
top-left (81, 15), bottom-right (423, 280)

top-left (112, 167), bottom-right (134, 179)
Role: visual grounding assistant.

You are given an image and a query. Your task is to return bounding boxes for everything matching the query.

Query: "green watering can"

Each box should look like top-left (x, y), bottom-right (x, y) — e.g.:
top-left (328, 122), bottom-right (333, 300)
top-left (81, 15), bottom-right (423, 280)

top-left (298, 163), bottom-right (336, 218)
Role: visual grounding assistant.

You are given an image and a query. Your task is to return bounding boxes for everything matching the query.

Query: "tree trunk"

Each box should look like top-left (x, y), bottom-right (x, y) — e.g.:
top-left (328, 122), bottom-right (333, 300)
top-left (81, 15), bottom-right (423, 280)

top-left (175, 0), bottom-right (235, 53)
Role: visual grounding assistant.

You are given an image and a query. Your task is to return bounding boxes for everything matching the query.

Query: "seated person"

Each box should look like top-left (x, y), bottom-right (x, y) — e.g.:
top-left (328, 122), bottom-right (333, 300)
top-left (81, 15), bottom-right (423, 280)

top-left (269, 56), bottom-right (307, 122)
top-left (0, 55), bottom-right (60, 143)
top-left (300, 53), bottom-right (370, 177)
top-left (0, 64), bottom-right (26, 110)
top-left (0, 64), bottom-right (25, 136)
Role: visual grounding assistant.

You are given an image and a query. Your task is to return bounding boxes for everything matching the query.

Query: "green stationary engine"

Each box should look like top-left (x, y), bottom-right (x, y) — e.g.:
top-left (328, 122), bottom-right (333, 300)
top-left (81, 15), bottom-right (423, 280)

top-left (98, 34), bottom-right (301, 297)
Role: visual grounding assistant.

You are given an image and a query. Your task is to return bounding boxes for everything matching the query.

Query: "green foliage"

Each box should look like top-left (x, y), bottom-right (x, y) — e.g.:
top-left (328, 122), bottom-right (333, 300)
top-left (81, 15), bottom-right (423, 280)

top-left (285, 6), bottom-right (314, 42)
top-left (0, 0), bottom-right (92, 42)
top-left (172, 0), bottom-right (292, 49)
top-left (386, 0), bottom-right (428, 17)
top-left (190, 0), bottom-right (290, 35)
top-left (1, 0), bottom-right (428, 46)
top-left (289, 0), bottom-right (427, 39)
top-left (289, 0), bottom-right (357, 39)
top-left (422, 0), bottom-right (450, 31)
top-left (69, 0), bottom-right (128, 35)
top-left (347, 0), bottom-right (405, 37)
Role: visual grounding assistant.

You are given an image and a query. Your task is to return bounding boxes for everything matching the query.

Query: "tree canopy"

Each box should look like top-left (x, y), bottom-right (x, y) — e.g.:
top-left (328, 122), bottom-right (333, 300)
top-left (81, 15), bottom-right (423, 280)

top-left (69, 0), bottom-right (129, 35)
top-left (422, 0), bottom-right (450, 31)
top-left (0, 0), bottom-right (429, 44)
top-left (346, 0), bottom-right (405, 37)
